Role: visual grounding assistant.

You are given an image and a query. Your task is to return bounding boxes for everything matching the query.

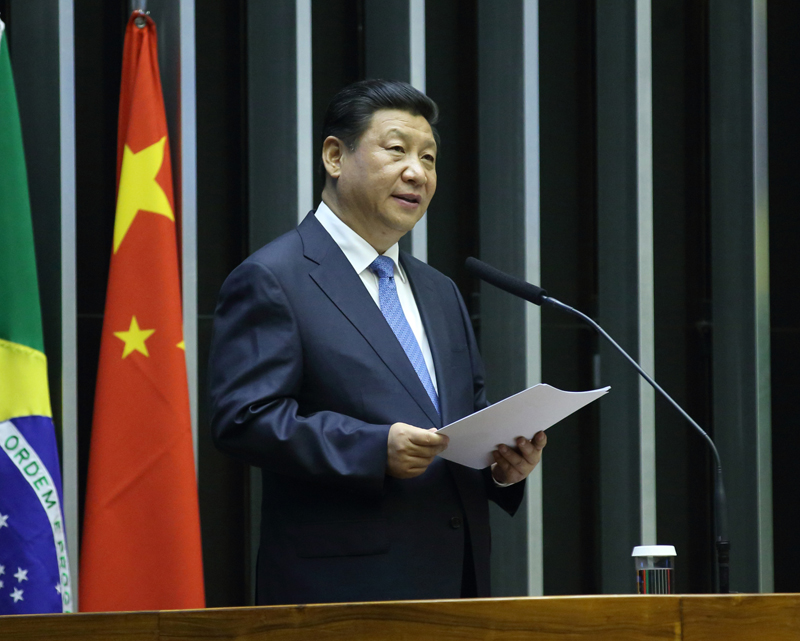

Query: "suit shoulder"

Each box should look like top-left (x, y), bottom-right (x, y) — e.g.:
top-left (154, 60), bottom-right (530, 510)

top-left (215, 229), bottom-right (304, 303)
top-left (241, 212), bottom-right (332, 274)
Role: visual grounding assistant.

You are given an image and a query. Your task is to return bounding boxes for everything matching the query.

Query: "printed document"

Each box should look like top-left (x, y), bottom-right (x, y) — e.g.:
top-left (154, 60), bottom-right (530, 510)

top-left (437, 384), bottom-right (610, 469)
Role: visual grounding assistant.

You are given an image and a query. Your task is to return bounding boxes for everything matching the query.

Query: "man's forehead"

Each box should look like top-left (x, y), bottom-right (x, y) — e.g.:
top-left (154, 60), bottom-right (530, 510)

top-left (367, 109), bottom-right (435, 142)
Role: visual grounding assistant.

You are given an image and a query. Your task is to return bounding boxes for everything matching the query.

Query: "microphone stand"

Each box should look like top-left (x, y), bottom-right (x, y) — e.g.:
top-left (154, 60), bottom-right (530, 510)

top-left (541, 296), bottom-right (730, 594)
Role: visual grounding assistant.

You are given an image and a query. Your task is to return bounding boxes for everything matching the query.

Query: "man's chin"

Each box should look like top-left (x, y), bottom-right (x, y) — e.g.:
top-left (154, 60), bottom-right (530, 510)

top-left (385, 208), bottom-right (426, 232)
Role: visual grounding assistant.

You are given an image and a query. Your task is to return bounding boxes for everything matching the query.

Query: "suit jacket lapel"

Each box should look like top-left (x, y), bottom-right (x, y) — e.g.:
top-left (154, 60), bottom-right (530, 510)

top-left (299, 216), bottom-right (441, 427)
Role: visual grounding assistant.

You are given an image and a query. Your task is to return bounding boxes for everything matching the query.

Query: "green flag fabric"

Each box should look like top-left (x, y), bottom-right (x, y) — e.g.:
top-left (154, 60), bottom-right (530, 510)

top-left (0, 19), bottom-right (44, 353)
top-left (0, 18), bottom-right (73, 614)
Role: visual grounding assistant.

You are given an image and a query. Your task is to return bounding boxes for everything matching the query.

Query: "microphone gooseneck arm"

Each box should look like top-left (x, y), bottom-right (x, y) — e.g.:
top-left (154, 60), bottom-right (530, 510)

top-left (542, 296), bottom-right (729, 594)
top-left (465, 257), bottom-right (730, 594)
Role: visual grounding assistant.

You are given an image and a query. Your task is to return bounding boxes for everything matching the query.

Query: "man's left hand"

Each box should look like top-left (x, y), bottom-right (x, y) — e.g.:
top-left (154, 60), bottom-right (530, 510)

top-left (491, 431), bottom-right (547, 485)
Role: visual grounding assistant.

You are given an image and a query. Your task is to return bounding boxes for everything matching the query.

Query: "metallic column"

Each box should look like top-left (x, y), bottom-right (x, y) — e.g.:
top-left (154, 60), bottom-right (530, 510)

top-left (179, 0), bottom-right (198, 469)
top-left (522, 0), bottom-right (543, 597)
top-left (297, 0), bottom-right (313, 221)
top-left (408, 0), bottom-right (427, 263)
top-left (59, 0), bottom-right (79, 606)
top-left (635, 0), bottom-right (656, 552)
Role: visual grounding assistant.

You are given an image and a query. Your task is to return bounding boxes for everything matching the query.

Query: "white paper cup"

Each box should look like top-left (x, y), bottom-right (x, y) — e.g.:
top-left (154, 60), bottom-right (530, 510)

top-left (632, 545), bottom-right (676, 594)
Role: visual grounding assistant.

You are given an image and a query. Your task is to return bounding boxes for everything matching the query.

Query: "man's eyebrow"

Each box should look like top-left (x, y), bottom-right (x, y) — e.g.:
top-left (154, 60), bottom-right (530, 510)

top-left (384, 127), bottom-right (410, 139)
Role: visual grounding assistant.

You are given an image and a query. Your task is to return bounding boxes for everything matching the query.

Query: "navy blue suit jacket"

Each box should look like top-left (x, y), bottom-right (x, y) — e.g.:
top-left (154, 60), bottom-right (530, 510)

top-left (209, 213), bottom-right (524, 605)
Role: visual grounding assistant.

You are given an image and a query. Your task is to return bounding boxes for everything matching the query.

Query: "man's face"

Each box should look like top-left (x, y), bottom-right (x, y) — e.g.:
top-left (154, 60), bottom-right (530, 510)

top-left (334, 109), bottom-right (437, 251)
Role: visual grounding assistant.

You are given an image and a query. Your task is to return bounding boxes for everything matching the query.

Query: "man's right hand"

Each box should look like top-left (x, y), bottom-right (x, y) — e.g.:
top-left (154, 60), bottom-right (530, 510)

top-left (386, 423), bottom-right (449, 479)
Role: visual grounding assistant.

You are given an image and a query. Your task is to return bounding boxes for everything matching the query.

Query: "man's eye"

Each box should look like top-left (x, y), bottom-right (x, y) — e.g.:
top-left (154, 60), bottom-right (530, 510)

top-left (390, 146), bottom-right (405, 153)
top-left (423, 154), bottom-right (435, 163)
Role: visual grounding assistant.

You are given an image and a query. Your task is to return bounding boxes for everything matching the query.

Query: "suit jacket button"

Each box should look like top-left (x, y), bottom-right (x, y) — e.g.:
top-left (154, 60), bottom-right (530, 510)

top-left (449, 516), bottom-right (463, 529)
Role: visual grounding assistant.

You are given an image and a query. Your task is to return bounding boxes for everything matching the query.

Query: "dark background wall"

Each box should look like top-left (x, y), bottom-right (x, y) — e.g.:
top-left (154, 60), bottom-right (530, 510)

top-left (4, 0), bottom-right (799, 604)
top-left (650, 0), bottom-right (715, 593)
top-left (767, 0), bottom-right (800, 594)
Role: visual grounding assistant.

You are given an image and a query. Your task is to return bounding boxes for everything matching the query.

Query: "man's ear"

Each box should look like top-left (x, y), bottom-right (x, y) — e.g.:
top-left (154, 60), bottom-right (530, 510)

top-left (322, 136), bottom-right (345, 179)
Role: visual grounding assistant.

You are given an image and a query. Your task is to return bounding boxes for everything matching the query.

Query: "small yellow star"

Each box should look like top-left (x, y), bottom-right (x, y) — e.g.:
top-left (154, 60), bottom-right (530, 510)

top-left (113, 137), bottom-right (174, 253)
top-left (113, 316), bottom-right (155, 358)
top-left (176, 340), bottom-right (185, 350)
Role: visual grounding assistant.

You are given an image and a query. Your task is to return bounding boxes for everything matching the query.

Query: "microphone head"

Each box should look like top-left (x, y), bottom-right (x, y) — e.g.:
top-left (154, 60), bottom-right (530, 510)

top-left (465, 257), bottom-right (548, 306)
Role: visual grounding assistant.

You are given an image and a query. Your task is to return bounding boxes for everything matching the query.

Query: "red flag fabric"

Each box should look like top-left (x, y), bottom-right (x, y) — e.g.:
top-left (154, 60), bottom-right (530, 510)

top-left (80, 11), bottom-right (205, 611)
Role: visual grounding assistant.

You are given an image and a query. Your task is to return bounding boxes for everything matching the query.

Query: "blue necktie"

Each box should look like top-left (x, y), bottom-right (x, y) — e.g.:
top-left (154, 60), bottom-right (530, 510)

top-left (369, 256), bottom-right (440, 416)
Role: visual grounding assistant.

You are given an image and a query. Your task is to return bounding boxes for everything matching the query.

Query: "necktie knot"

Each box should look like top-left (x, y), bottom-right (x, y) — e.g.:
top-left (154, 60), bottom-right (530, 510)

top-left (369, 255), bottom-right (395, 280)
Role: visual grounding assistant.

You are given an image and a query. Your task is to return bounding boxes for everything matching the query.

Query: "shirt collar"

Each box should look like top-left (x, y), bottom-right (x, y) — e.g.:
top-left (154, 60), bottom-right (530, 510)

top-left (315, 200), bottom-right (406, 282)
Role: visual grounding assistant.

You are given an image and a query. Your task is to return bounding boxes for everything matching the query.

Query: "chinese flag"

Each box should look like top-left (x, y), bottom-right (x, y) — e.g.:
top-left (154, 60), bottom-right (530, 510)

top-left (80, 12), bottom-right (205, 611)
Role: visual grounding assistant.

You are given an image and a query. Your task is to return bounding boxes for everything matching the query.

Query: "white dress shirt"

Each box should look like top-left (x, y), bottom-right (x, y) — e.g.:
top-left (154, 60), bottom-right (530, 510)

top-left (315, 201), bottom-right (438, 393)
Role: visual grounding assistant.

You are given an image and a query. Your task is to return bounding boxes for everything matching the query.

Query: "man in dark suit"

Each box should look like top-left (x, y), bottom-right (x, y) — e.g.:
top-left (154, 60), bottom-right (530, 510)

top-left (209, 79), bottom-right (546, 606)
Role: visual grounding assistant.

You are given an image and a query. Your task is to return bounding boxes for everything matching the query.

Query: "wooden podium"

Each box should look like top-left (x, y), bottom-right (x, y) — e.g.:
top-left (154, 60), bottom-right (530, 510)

top-left (2, 593), bottom-right (799, 640)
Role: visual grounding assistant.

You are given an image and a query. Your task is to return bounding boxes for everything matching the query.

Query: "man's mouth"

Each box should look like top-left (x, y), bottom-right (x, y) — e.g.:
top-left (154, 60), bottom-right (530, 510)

top-left (393, 194), bottom-right (421, 204)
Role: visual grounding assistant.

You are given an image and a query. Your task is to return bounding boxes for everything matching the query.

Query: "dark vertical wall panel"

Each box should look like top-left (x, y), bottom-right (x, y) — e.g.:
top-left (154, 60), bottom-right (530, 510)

top-left (651, 0), bottom-right (714, 594)
top-left (247, 0), bottom-right (298, 250)
top-left (477, 3), bottom-right (526, 403)
top-left (364, 0), bottom-right (409, 81)
top-left (311, 0), bottom-right (362, 203)
top-left (477, 0), bottom-right (528, 597)
top-left (768, 0), bottom-right (800, 595)
top-left (595, 0), bottom-right (641, 594)
top-left (539, 0), bottom-right (600, 596)
top-left (196, 0), bottom-right (249, 607)
top-left (148, 2), bottom-right (182, 223)
top-left (424, 0), bottom-right (479, 304)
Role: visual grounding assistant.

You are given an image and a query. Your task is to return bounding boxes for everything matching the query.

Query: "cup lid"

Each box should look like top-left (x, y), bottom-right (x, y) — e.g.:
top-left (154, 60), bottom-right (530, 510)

top-left (632, 545), bottom-right (676, 557)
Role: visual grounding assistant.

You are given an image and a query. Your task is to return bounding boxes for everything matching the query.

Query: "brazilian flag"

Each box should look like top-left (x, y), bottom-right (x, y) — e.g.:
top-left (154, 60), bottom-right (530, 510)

top-left (0, 18), bottom-right (72, 614)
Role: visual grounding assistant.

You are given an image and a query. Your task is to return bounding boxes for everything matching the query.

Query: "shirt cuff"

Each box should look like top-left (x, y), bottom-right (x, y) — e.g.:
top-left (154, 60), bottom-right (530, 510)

top-left (490, 463), bottom-right (516, 488)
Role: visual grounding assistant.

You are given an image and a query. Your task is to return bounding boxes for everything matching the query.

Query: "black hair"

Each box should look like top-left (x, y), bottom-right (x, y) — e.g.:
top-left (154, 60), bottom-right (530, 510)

top-left (319, 79), bottom-right (440, 182)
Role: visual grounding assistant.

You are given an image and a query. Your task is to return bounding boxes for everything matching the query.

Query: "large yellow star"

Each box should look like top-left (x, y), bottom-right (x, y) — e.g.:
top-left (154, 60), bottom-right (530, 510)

top-left (113, 316), bottom-right (155, 358)
top-left (113, 136), bottom-right (174, 253)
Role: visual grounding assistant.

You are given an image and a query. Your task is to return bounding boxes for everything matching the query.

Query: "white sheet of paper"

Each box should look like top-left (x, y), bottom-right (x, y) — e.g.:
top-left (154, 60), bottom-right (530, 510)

top-left (437, 384), bottom-right (610, 469)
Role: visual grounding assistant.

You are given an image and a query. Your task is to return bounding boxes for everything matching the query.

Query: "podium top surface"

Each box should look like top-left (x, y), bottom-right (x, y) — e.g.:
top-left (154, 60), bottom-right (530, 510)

top-left (2, 593), bottom-right (800, 641)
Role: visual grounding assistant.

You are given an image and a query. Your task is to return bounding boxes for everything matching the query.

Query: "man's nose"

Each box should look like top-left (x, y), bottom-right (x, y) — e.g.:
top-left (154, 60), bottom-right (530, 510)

top-left (402, 157), bottom-right (427, 184)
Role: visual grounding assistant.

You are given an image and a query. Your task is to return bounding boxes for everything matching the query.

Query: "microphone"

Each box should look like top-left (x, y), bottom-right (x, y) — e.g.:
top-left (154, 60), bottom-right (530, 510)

top-left (465, 256), bottom-right (549, 305)
top-left (466, 256), bottom-right (730, 594)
